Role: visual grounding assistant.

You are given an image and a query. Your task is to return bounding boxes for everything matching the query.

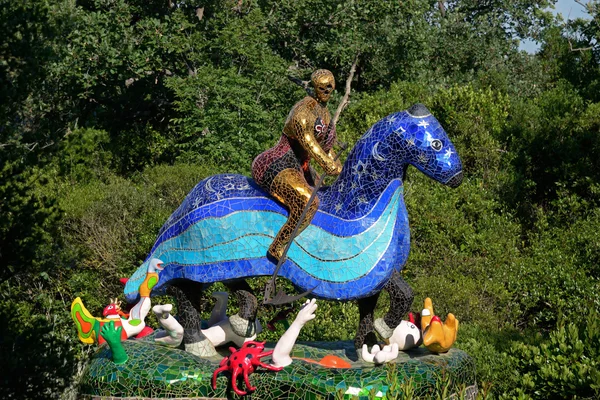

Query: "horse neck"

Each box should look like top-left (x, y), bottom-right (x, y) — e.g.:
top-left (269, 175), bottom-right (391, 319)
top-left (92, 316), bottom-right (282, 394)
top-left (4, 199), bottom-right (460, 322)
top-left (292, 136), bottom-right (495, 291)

top-left (322, 140), bottom-right (407, 219)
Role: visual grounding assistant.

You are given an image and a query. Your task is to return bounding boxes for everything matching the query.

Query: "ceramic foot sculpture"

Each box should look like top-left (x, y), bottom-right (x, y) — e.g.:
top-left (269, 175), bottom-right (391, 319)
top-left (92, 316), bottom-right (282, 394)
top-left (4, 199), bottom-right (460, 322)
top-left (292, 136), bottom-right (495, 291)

top-left (71, 258), bottom-right (163, 345)
top-left (361, 343), bottom-right (400, 364)
top-left (152, 304), bottom-right (184, 347)
top-left (153, 291), bottom-right (262, 358)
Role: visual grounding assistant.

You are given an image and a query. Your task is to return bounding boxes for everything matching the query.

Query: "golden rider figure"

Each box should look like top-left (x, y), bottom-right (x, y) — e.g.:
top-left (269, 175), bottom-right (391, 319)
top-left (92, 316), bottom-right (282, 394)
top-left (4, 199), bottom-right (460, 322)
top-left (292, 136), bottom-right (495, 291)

top-left (251, 69), bottom-right (342, 260)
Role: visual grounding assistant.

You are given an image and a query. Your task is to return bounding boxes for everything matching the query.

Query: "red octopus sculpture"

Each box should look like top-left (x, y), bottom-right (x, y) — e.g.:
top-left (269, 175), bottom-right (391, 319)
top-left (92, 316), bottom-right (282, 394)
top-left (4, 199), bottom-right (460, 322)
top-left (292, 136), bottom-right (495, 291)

top-left (212, 340), bottom-right (283, 395)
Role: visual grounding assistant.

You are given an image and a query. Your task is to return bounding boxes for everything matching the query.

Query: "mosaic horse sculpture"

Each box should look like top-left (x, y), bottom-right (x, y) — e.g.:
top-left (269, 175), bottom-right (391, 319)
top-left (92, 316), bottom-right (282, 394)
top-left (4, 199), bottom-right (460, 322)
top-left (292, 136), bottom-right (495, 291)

top-left (124, 103), bottom-right (463, 350)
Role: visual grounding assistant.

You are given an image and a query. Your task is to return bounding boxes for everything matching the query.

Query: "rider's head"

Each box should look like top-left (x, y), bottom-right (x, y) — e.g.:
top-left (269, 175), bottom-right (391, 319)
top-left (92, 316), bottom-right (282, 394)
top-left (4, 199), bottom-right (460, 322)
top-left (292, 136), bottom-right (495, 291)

top-left (311, 69), bottom-right (335, 103)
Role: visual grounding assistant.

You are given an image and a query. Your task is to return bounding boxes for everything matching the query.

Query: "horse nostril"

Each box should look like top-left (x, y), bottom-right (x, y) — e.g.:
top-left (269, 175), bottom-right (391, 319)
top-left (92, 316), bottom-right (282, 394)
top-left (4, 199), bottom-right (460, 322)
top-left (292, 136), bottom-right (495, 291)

top-left (447, 171), bottom-right (463, 188)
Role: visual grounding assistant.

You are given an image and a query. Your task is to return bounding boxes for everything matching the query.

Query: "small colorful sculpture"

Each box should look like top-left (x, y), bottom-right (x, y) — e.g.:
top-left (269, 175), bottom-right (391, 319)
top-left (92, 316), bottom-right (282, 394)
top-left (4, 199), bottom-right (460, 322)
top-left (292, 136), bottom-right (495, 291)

top-left (362, 298), bottom-right (459, 363)
top-left (211, 299), bottom-right (318, 395)
top-left (212, 341), bottom-right (283, 396)
top-left (100, 321), bottom-right (129, 364)
top-left (421, 297), bottom-right (459, 353)
top-left (71, 258), bottom-right (163, 345)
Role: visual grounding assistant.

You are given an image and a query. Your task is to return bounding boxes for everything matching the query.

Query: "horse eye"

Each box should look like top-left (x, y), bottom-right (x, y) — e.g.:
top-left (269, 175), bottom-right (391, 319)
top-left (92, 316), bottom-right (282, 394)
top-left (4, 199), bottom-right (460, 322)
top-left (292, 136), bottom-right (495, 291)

top-left (431, 139), bottom-right (442, 151)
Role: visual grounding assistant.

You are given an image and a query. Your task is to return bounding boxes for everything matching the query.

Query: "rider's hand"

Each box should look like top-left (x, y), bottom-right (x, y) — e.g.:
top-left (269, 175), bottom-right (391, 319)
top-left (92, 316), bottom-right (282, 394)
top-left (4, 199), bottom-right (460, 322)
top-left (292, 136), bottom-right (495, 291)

top-left (325, 161), bottom-right (342, 176)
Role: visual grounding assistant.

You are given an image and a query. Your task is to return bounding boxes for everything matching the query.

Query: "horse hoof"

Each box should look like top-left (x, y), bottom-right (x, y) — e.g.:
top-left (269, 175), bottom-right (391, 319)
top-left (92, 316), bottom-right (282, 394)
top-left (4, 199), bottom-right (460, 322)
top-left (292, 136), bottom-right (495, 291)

top-left (185, 337), bottom-right (218, 358)
top-left (229, 314), bottom-right (257, 338)
top-left (374, 318), bottom-right (394, 339)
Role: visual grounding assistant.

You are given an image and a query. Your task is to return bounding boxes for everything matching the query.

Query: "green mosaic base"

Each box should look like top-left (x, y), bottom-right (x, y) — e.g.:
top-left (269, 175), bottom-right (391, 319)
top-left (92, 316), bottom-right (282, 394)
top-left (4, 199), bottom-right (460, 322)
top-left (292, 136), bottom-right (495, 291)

top-left (79, 340), bottom-right (477, 399)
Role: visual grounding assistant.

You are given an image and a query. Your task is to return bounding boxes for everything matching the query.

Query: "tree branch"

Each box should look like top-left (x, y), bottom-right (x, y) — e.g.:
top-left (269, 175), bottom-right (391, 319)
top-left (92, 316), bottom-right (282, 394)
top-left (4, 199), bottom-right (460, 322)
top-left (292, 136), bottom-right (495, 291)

top-left (568, 38), bottom-right (593, 52)
top-left (574, 0), bottom-right (589, 11)
top-left (332, 54), bottom-right (359, 127)
top-left (438, 0), bottom-right (446, 17)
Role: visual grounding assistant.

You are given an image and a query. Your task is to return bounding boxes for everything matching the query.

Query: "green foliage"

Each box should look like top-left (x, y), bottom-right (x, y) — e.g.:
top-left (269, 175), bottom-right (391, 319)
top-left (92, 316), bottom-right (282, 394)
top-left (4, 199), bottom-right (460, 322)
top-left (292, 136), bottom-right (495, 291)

top-left (432, 85), bottom-right (510, 177)
top-left (508, 311), bottom-right (600, 399)
top-left (58, 128), bottom-right (112, 181)
top-left (503, 84), bottom-right (600, 226)
top-left (507, 210), bottom-right (600, 329)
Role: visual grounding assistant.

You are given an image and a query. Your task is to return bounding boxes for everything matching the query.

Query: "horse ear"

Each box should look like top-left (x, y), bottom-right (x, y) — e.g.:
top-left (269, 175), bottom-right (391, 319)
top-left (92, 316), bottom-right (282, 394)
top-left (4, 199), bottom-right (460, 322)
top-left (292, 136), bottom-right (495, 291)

top-left (407, 103), bottom-right (431, 117)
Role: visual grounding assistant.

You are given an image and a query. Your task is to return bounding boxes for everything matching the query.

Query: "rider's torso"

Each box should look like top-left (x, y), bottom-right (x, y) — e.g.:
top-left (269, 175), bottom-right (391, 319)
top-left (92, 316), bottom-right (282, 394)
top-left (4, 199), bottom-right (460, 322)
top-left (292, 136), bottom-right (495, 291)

top-left (252, 97), bottom-right (332, 188)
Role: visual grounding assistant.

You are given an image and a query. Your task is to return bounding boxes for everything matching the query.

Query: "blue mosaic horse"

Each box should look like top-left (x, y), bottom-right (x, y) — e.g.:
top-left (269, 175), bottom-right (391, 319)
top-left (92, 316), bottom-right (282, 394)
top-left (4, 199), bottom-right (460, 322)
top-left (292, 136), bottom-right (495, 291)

top-left (124, 103), bottom-right (462, 349)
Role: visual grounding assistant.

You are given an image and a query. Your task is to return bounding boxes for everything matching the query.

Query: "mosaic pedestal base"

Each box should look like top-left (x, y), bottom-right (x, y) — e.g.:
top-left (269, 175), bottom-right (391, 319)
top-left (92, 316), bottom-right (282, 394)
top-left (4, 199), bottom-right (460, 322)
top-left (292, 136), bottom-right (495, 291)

top-left (79, 340), bottom-right (477, 399)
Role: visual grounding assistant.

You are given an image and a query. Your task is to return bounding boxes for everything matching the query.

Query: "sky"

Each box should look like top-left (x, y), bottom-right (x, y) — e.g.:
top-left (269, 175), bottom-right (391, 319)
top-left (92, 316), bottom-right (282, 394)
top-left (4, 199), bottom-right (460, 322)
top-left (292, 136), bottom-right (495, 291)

top-left (519, 0), bottom-right (592, 53)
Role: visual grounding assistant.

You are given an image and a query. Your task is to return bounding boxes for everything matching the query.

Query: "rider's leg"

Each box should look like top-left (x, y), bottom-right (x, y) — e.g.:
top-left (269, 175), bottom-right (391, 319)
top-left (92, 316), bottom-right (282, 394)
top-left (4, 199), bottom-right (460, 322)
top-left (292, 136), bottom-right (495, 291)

top-left (268, 168), bottom-right (319, 260)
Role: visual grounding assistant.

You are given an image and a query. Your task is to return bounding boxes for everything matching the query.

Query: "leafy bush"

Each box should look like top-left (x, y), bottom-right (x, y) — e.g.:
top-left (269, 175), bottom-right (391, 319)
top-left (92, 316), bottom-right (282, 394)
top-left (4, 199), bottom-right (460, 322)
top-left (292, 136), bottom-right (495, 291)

top-left (508, 311), bottom-right (600, 399)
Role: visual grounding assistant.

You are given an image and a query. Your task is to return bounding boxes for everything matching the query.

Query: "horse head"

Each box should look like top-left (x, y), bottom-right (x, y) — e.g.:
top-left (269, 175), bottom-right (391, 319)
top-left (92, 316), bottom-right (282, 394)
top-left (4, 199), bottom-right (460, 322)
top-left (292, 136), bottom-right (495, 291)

top-left (324, 103), bottom-right (462, 216)
top-left (397, 103), bottom-right (463, 187)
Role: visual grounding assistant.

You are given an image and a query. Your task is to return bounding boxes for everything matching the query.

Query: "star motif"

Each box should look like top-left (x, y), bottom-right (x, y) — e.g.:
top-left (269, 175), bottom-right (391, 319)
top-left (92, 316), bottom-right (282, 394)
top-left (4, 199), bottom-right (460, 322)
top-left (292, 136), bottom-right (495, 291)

top-left (445, 148), bottom-right (454, 158)
top-left (394, 126), bottom-right (406, 136)
top-left (387, 115), bottom-right (397, 125)
top-left (418, 153), bottom-right (428, 164)
top-left (223, 183), bottom-right (236, 191)
top-left (352, 160), bottom-right (367, 178)
top-left (407, 137), bottom-right (416, 146)
top-left (370, 171), bottom-right (380, 180)
top-left (358, 196), bottom-right (368, 204)
top-left (417, 120), bottom-right (430, 128)
top-left (334, 203), bottom-right (343, 212)
top-left (337, 181), bottom-right (345, 192)
top-left (351, 182), bottom-right (358, 189)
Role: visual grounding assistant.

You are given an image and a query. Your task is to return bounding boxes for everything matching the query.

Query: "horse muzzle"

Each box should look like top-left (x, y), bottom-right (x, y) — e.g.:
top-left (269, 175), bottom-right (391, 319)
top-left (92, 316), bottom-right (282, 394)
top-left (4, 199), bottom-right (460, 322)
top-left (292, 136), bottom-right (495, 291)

top-left (446, 171), bottom-right (463, 188)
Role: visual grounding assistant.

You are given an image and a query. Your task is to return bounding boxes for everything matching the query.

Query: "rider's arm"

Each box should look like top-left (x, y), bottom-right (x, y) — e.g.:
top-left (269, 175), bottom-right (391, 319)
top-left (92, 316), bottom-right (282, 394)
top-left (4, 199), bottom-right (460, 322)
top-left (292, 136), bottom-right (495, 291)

top-left (286, 100), bottom-right (342, 175)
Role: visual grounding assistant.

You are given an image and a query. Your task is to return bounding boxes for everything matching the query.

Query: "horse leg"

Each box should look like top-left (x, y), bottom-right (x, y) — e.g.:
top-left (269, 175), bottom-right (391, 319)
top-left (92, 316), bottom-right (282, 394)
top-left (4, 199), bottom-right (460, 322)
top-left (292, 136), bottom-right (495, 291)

top-left (224, 279), bottom-right (259, 338)
top-left (354, 292), bottom-right (381, 352)
top-left (374, 270), bottom-right (414, 339)
top-left (167, 281), bottom-right (218, 357)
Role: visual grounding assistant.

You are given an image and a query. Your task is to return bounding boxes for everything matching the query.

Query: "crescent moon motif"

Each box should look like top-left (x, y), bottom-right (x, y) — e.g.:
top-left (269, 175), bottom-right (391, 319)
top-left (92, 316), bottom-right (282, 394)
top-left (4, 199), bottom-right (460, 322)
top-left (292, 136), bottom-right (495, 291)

top-left (205, 177), bottom-right (215, 193)
top-left (372, 142), bottom-right (386, 162)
